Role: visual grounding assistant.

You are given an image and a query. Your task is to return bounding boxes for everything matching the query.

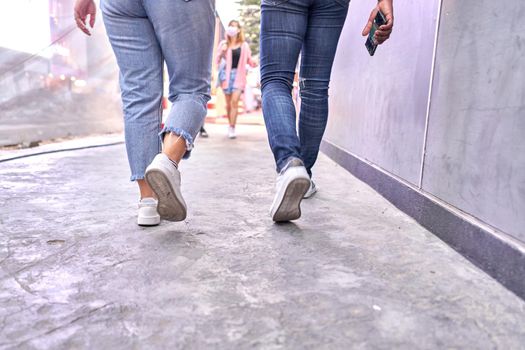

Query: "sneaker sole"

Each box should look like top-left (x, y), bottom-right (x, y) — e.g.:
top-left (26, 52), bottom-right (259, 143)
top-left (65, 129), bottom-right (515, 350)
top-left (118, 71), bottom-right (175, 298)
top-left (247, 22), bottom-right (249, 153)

top-left (145, 169), bottom-right (187, 222)
top-left (137, 216), bottom-right (161, 227)
top-left (272, 178), bottom-right (310, 222)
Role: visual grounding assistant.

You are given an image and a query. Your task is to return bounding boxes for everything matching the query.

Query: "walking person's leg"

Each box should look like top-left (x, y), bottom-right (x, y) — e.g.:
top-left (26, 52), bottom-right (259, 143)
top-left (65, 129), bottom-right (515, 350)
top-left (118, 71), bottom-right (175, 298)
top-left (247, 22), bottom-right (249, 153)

top-left (101, 0), bottom-right (163, 226)
top-left (224, 92), bottom-right (235, 138)
top-left (229, 89), bottom-right (242, 136)
top-left (260, 0), bottom-right (307, 172)
top-left (224, 70), bottom-right (238, 138)
top-left (299, 0), bottom-right (349, 195)
top-left (260, 0), bottom-right (310, 221)
top-left (225, 93), bottom-right (232, 122)
top-left (142, 0), bottom-right (215, 221)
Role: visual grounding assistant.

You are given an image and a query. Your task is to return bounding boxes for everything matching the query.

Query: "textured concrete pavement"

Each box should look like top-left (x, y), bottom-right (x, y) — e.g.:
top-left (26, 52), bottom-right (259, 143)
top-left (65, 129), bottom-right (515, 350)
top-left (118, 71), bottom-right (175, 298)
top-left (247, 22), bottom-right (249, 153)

top-left (1, 124), bottom-right (524, 349)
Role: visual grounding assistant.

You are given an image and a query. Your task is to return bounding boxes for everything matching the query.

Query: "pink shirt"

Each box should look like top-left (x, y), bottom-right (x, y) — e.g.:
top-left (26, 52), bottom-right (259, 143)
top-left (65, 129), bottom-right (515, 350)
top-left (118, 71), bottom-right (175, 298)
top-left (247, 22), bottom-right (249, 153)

top-left (216, 40), bottom-right (256, 90)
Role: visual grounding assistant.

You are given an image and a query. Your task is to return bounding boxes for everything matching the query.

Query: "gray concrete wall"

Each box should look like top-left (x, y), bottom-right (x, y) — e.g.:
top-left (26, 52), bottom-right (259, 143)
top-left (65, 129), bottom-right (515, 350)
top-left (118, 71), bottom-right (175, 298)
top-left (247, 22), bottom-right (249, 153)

top-left (422, 0), bottom-right (525, 241)
top-left (325, 0), bottom-right (525, 242)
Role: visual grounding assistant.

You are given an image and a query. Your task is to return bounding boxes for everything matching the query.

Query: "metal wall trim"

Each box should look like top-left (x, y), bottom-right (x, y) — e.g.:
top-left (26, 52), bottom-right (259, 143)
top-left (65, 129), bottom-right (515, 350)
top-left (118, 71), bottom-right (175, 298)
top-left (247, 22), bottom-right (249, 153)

top-left (321, 139), bottom-right (525, 301)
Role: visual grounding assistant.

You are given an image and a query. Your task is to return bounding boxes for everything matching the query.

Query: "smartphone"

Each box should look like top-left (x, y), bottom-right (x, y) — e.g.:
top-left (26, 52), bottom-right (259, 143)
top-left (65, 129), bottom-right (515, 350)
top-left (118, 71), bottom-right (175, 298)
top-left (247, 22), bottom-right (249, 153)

top-left (365, 10), bottom-right (387, 56)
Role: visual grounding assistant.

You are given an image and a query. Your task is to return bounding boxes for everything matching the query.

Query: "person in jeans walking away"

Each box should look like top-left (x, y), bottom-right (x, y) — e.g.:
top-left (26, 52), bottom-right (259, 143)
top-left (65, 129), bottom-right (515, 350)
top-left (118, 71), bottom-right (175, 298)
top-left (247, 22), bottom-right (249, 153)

top-left (260, 0), bottom-right (394, 221)
top-left (74, 0), bottom-right (215, 226)
top-left (216, 20), bottom-right (257, 139)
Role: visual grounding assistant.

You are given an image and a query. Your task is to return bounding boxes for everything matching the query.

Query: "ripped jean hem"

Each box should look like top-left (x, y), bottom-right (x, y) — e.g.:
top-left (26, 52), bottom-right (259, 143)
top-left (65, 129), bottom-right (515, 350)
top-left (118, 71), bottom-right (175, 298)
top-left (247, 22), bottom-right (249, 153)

top-left (159, 126), bottom-right (194, 159)
top-left (130, 174), bottom-right (145, 182)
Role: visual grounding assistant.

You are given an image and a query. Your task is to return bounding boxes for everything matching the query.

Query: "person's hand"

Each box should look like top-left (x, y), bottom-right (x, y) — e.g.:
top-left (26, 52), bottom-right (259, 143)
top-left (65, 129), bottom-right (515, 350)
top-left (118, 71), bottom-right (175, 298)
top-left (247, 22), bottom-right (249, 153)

top-left (362, 0), bottom-right (394, 45)
top-left (74, 0), bottom-right (96, 36)
top-left (218, 43), bottom-right (228, 59)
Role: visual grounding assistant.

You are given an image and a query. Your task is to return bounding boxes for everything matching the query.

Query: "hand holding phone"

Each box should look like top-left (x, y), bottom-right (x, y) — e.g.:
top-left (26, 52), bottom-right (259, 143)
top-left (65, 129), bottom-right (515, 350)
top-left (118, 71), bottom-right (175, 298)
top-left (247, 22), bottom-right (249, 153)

top-left (362, 0), bottom-right (394, 56)
top-left (364, 10), bottom-right (386, 56)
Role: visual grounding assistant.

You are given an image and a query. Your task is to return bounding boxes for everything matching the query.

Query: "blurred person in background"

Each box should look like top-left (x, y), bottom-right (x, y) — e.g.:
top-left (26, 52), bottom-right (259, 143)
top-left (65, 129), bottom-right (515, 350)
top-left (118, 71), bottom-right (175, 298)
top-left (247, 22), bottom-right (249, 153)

top-left (74, 0), bottom-right (215, 226)
top-left (243, 59), bottom-right (261, 113)
top-left (260, 0), bottom-right (394, 222)
top-left (216, 20), bottom-right (257, 139)
top-left (200, 125), bottom-right (209, 138)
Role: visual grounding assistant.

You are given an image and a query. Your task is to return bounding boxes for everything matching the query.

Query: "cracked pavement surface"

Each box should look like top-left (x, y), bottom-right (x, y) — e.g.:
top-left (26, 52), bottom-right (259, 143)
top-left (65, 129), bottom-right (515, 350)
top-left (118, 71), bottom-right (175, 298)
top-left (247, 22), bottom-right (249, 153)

top-left (1, 124), bottom-right (524, 349)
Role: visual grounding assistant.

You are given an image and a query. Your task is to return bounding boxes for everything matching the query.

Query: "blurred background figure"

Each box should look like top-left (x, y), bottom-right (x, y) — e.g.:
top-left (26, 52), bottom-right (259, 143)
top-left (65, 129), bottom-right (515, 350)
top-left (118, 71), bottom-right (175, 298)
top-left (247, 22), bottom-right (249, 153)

top-left (216, 20), bottom-right (257, 139)
top-left (243, 59), bottom-right (261, 113)
top-left (0, 0), bottom-right (258, 149)
top-left (199, 125), bottom-right (209, 138)
top-left (0, 0), bottom-right (123, 148)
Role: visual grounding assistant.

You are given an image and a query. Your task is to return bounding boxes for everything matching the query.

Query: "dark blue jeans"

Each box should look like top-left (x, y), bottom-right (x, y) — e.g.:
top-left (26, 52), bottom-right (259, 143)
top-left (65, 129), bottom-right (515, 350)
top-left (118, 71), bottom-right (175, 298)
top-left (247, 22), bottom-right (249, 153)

top-left (260, 0), bottom-right (349, 176)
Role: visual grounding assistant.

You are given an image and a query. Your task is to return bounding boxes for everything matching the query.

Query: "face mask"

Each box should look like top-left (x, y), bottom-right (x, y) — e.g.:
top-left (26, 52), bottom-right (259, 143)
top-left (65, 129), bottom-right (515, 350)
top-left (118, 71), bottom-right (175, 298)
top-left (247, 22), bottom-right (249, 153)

top-left (226, 26), bottom-right (239, 38)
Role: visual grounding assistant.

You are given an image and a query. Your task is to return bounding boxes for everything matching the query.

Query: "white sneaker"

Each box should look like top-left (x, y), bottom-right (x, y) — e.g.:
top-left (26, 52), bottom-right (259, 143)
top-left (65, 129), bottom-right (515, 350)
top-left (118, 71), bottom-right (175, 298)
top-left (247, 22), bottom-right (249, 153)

top-left (228, 126), bottom-right (236, 139)
top-left (270, 158), bottom-right (310, 222)
top-left (137, 197), bottom-right (160, 226)
top-left (303, 180), bottom-right (318, 199)
top-left (145, 153), bottom-right (187, 222)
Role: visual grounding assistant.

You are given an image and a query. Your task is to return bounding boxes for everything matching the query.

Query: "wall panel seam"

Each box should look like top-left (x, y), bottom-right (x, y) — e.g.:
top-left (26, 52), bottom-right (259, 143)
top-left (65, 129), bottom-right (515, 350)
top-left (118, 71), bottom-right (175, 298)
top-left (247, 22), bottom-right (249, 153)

top-left (418, 0), bottom-right (444, 189)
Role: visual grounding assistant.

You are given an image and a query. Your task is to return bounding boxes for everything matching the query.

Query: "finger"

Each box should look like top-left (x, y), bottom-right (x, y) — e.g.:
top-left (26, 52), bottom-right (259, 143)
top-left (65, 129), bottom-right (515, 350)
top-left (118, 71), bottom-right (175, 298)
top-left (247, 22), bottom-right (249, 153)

top-left (374, 34), bottom-right (388, 43)
top-left (362, 8), bottom-right (378, 36)
top-left (386, 12), bottom-right (394, 27)
top-left (362, 10), bottom-right (375, 36)
top-left (376, 34), bottom-right (390, 44)
top-left (375, 30), bottom-right (391, 39)
top-left (74, 8), bottom-right (90, 31)
top-left (383, 13), bottom-right (394, 30)
top-left (89, 6), bottom-right (96, 28)
top-left (75, 16), bottom-right (91, 35)
top-left (379, 21), bottom-right (393, 32)
top-left (379, 35), bottom-right (388, 43)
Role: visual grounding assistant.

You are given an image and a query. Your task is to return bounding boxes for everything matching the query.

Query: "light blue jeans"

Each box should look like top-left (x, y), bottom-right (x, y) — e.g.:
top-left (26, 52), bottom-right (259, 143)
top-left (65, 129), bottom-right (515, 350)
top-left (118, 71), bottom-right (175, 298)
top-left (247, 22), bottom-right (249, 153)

top-left (101, 0), bottom-right (215, 181)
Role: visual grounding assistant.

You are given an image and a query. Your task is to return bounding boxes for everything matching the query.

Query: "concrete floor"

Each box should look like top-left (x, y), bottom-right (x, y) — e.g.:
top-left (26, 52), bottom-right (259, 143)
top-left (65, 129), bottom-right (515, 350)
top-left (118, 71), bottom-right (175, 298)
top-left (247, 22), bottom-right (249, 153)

top-left (1, 124), bottom-right (524, 349)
